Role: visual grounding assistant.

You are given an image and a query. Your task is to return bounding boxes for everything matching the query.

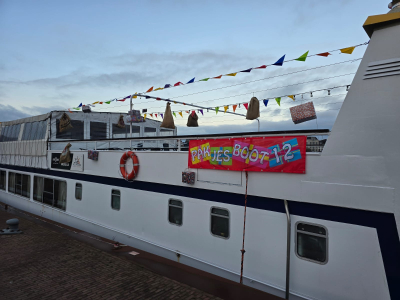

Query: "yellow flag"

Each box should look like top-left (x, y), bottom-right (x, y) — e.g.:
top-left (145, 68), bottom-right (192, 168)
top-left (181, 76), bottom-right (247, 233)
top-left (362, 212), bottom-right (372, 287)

top-left (93, 101), bottom-right (99, 104)
top-left (144, 114), bottom-right (147, 120)
top-left (179, 111), bottom-right (183, 117)
top-left (226, 73), bottom-right (237, 76)
top-left (173, 101), bottom-right (177, 104)
top-left (133, 93), bottom-right (137, 99)
top-left (154, 87), bottom-right (163, 91)
top-left (224, 105), bottom-right (229, 113)
top-left (340, 46), bottom-right (356, 54)
top-left (288, 95), bottom-right (295, 101)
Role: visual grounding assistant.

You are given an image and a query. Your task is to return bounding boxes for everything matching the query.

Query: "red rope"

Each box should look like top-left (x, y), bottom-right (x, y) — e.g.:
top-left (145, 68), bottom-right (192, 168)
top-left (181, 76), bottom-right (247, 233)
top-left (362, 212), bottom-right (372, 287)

top-left (239, 171), bottom-right (249, 284)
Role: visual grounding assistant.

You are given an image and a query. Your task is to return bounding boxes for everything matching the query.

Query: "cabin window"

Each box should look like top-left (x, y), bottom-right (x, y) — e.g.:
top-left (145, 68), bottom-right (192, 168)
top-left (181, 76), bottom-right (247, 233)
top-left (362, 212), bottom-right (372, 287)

top-left (90, 122), bottom-right (107, 140)
top-left (160, 128), bottom-right (174, 136)
top-left (144, 127), bottom-right (157, 137)
top-left (0, 124), bottom-right (21, 142)
top-left (111, 189), bottom-right (120, 210)
top-left (75, 183), bottom-right (82, 200)
top-left (296, 222), bottom-right (328, 264)
top-left (211, 207), bottom-right (230, 238)
top-left (0, 170), bottom-right (6, 190)
top-left (33, 176), bottom-right (67, 211)
top-left (22, 121), bottom-right (47, 141)
top-left (56, 119), bottom-right (84, 140)
top-left (7, 172), bottom-right (30, 198)
top-left (168, 199), bottom-right (183, 226)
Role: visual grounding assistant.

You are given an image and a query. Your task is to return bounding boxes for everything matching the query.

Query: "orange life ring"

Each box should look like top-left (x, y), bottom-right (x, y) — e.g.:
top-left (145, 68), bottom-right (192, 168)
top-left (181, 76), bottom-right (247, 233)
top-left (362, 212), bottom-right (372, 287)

top-left (120, 151), bottom-right (139, 180)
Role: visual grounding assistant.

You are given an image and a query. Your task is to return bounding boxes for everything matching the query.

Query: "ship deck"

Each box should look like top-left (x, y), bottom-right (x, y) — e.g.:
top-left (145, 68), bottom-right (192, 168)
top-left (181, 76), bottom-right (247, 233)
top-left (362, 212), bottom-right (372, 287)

top-left (0, 203), bottom-right (279, 300)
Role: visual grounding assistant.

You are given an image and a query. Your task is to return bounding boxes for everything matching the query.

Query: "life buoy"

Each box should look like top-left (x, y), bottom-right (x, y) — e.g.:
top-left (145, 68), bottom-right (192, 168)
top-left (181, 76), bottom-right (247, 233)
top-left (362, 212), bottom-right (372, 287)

top-left (120, 151), bottom-right (139, 180)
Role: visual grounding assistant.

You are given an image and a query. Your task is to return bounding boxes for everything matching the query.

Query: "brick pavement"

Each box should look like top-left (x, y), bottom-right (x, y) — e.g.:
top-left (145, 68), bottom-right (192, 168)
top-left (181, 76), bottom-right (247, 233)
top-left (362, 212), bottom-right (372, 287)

top-left (0, 208), bottom-right (220, 300)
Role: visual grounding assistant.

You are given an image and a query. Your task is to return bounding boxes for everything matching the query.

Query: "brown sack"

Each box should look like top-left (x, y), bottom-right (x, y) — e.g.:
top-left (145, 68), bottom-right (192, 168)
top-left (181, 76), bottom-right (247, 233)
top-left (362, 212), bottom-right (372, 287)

top-left (246, 97), bottom-right (260, 120)
top-left (60, 143), bottom-right (72, 164)
top-left (187, 112), bottom-right (199, 127)
top-left (160, 102), bottom-right (175, 129)
top-left (59, 113), bottom-right (73, 133)
top-left (117, 114), bottom-right (125, 128)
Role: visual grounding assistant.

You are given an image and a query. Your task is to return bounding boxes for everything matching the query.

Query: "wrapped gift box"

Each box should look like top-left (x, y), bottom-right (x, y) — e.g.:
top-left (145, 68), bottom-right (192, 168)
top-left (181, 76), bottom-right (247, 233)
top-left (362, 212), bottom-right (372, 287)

top-left (290, 102), bottom-right (317, 124)
top-left (88, 150), bottom-right (99, 161)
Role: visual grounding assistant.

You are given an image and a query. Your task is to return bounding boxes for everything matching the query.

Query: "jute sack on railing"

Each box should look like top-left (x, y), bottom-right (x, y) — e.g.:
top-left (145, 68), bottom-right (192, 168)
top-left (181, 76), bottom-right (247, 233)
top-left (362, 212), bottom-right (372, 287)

top-left (59, 113), bottom-right (73, 133)
top-left (246, 97), bottom-right (260, 120)
top-left (161, 102), bottom-right (175, 129)
top-left (187, 111), bottom-right (199, 127)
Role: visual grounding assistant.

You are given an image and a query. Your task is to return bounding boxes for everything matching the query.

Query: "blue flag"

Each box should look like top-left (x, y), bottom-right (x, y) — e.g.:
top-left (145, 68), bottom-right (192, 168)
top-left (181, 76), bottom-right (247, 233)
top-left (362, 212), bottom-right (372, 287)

top-left (78, 103), bottom-right (82, 107)
top-left (186, 77), bottom-right (195, 84)
top-left (164, 84), bottom-right (171, 88)
top-left (273, 55), bottom-right (286, 66)
top-left (263, 99), bottom-right (269, 107)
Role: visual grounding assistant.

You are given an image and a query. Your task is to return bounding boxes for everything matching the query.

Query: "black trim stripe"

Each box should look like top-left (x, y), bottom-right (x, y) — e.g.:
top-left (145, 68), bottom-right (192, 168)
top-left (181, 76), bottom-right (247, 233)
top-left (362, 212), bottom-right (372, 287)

top-left (1, 163), bottom-right (399, 299)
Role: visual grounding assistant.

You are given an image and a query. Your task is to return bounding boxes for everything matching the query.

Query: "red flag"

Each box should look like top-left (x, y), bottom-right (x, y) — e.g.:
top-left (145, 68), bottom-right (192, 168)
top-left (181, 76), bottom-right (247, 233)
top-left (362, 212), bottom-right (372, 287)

top-left (317, 52), bottom-right (331, 57)
top-left (213, 75), bottom-right (222, 79)
top-left (233, 104), bottom-right (238, 112)
top-left (150, 114), bottom-right (153, 117)
top-left (155, 114), bottom-right (158, 118)
top-left (156, 97), bottom-right (161, 100)
top-left (117, 99), bottom-right (126, 102)
top-left (243, 103), bottom-right (249, 110)
top-left (174, 82), bottom-right (183, 86)
top-left (186, 111), bottom-right (190, 114)
top-left (146, 86), bottom-right (154, 92)
top-left (255, 65), bottom-right (267, 69)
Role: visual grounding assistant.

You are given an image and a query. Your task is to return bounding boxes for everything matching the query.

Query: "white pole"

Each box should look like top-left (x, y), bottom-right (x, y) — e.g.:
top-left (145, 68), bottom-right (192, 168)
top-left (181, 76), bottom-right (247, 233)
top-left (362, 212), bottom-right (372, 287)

top-left (129, 95), bottom-right (133, 138)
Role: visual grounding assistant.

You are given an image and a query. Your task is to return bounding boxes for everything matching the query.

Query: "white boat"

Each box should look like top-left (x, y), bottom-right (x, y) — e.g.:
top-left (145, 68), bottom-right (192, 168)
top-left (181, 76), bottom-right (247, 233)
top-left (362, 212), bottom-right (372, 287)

top-left (1, 5), bottom-right (400, 300)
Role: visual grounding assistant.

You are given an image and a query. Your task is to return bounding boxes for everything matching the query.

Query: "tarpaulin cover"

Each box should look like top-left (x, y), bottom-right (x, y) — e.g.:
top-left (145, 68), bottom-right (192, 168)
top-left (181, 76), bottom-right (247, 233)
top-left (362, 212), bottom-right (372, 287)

top-left (188, 136), bottom-right (306, 174)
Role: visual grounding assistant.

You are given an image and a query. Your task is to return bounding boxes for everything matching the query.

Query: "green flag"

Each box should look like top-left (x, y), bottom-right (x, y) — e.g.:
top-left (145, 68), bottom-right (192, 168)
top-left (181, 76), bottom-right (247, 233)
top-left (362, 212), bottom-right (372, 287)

top-left (73, 107), bottom-right (80, 110)
top-left (200, 78), bottom-right (210, 82)
top-left (105, 101), bottom-right (112, 104)
top-left (295, 51), bottom-right (309, 62)
top-left (215, 107), bottom-right (219, 114)
top-left (173, 112), bottom-right (176, 118)
top-left (275, 97), bottom-right (281, 106)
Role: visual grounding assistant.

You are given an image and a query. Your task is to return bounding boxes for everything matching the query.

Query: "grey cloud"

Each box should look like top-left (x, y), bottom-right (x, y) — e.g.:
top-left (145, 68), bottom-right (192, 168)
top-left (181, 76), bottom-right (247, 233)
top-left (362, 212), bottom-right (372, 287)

top-left (0, 104), bottom-right (30, 122)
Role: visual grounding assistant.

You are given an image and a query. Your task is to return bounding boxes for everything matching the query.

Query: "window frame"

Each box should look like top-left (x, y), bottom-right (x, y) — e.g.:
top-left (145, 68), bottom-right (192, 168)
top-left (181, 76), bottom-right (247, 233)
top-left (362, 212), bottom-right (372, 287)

top-left (295, 221), bottom-right (329, 265)
top-left (7, 172), bottom-right (30, 199)
top-left (0, 169), bottom-right (6, 190)
top-left (111, 189), bottom-right (121, 211)
top-left (168, 199), bottom-right (183, 226)
top-left (210, 206), bottom-right (230, 240)
top-left (33, 175), bottom-right (67, 211)
top-left (75, 183), bottom-right (83, 200)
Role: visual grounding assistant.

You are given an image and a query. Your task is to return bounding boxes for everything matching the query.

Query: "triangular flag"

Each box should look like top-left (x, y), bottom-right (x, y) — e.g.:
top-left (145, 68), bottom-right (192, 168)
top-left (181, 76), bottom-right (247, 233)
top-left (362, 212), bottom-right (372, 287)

top-left (154, 87), bottom-right (163, 91)
top-left (295, 51), bottom-right (309, 62)
top-left (93, 101), bottom-right (99, 104)
top-left (273, 55), bottom-right (286, 66)
top-left (155, 114), bottom-right (158, 118)
top-left (150, 114), bottom-right (153, 118)
top-left (161, 114), bottom-right (163, 119)
top-left (173, 112), bottom-right (176, 118)
top-left (255, 65), bottom-right (267, 69)
top-left (199, 109), bottom-right (203, 115)
top-left (78, 103), bottom-right (82, 107)
top-left (275, 97), bottom-right (281, 106)
top-left (240, 68), bottom-right (252, 73)
top-left (173, 101), bottom-right (177, 104)
top-left (105, 101), bottom-right (111, 104)
top-left (144, 114), bottom-right (147, 120)
top-left (226, 73), bottom-right (237, 76)
top-left (263, 99), bottom-right (269, 107)
top-left (164, 84), bottom-right (171, 88)
top-left (146, 86), bottom-right (154, 92)
top-left (340, 46), bottom-right (356, 54)
top-left (174, 82), bottom-right (183, 86)
top-left (117, 98), bottom-right (126, 102)
top-left (213, 75), bottom-right (222, 79)
top-left (68, 109), bottom-right (74, 113)
top-left (183, 103), bottom-right (186, 105)
top-left (133, 93), bottom-right (138, 98)
top-left (156, 97), bottom-right (161, 100)
top-left (243, 103), bottom-right (249, 110)
top-left (200, 78), bottom-right (209, 81)
top-left (179, 111), bottom-right (183, 117)
top-left (224, 105), bottom-right (229, 113)
top-left (73, 107), bottom-right (80, 110)
top-left (187, 77), bottom-right (195, 84)
top-left (215, 107), bottom-right (219, 114)
top-left (186, 111), bottom-right (189, 114)
top-left (123, 95), bottom-right (131, 99)
top-left (233, 104), bottom-right (237, 112)
top-left (99, 102), bottom-right (103, 104)
top-left (288, 95), bottom-right (295, 101)
top-left (317, 52), bottom-right (331, 57)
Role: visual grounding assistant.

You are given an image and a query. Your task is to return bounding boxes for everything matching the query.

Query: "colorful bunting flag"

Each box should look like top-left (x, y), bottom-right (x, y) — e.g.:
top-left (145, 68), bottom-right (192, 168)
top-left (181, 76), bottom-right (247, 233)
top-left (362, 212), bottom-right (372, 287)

top-left (213, 75), bottom-right (222, 79)
top-left (200, 78), bottom-right (210, 81)
top-left (240, 68), bottom-right (252, 73)
top-left (295, 51), bottom-right (309, 62)
top-left (133, 93), bottom-right (138, 99)
top-left (340, 46), bottom-right (355, 54)
top-left (243, 103), bottom-right (249, 110)
top-left (215, 107), bottom-right (219, 114)
top-left (105, 101), bottom-right (111, 104)
top-left (174, 82), bottom-right (183, 86)
top-left (275, 97), bottom-right (281, 106)
top-left (273, 55), bottom-right (286, 66)
top-left (179, 111), bottom-right (183, 117)
top-left (226, 73), bottom-right (237, 76)
top-left (187, 77), bottom-right (195, 84)
top-left (255, 65), bottom-right (267, 69)
top-left (150, 114), bottom-right (153, 118)
top-left (161, 114), bottom-right (163, 119)
top-left (224, 105), bottom-right (229, 113)
top-left (155, 114), bottom-right (158, 118)
top-left (317, 52), bottom-right (331, 57)
top-left (164, 84), bottom-right (171, 88)
top-left (78, 103), bottom-right (82, 107)
top-left (156, 97), bottom-right (161, 100)
top-left (154, 87), bottom-right (163, 91)
top-left (117, 98), bottom-right (126, 102)
top-left (93, 101), bottom-right (99, 104)
top-left (186, 111), bottom-right (189, 114)
top-left (263, 99), bottom-right (269, 107)
top-left (73, 107), bottom-right (80, 110)
top-left (173, 112), bottom-right (176, 118)
top-left (288, 95), bottom-right (295, 101)
top-left (146, 87), bottom-right (154, 93)
top-left (233, 104), bottom-right (237, 112)
top-left (173, 101), bottom-right (177, 104)
top-left (99, 102), bottom-right (103, 104)
top-left (68, 109), bottom-right (74, 113)
top-left (123, 95), bottom-right (131, 99)
top-left (144, 114), bottom-right (147, 120)
top-left (199, 109), bottom-right (203, 115)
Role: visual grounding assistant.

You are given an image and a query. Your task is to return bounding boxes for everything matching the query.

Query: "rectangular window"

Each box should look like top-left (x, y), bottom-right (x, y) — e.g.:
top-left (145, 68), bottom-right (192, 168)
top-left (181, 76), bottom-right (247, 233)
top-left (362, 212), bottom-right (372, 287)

top-left (33, 176), bottom-right (66, 211)
top-left (144, 127), bottom-right (157, 137)
top-left (111, 190), bottom-right (120, 210)
top-left (7, 172), bottom-right (30, 198)
top-left (56, 119), bottom-right (84, 140)
top-left (8, 172), bottom-right (15, 193)
top-left (160, 128), bottom-right (174, 136)
top-left (112, 124), bottom-right (140, 138)
top-left (168, 199), bottom-right (183, 226)
top-left (296, 222), bottom-right (328, 264)
top-left (211, 207), bottom-right (229, 238)
top-left (75, 183), bottom-right (82, 200)
top-left (0, 170), bottom-right (6, 190)
top-left (90, 122), bottom-right (107, 140)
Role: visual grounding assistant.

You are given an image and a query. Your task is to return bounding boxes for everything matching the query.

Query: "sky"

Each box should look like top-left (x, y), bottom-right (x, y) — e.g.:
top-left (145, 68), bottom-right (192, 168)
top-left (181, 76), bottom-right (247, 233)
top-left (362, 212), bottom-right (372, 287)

top-left (0, 0), bottom-right (389, 135)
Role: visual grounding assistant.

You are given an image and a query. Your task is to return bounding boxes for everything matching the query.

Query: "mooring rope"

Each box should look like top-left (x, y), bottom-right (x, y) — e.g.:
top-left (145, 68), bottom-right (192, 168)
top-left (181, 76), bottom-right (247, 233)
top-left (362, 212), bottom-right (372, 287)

top-left (239, 171), bottom-right (249, 284)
